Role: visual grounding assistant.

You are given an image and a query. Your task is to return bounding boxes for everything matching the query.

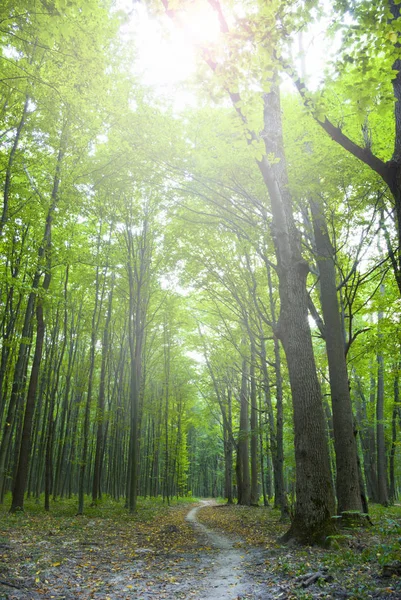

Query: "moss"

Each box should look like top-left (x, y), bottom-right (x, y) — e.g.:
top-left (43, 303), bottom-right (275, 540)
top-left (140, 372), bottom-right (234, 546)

top-left (281, 514), bottom-right (337, 546)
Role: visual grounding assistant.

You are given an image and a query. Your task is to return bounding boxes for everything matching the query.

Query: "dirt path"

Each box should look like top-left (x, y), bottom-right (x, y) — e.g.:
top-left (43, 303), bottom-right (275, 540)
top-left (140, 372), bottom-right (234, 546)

top-left (186, 500), bottom-right (270, 599)
top-left (2, 500), bottom-right (400, 599)
top-left (1, 500), bottom-right (272, 600)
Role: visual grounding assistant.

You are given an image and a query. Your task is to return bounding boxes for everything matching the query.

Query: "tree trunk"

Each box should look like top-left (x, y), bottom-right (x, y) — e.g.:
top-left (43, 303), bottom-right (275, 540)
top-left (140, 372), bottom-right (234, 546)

top-left (260, 85), bottom-right (335, 543)
top-left (238, 355), bottom-right (250, 505)
top-left (258, 388), bottom-right (268, 507)
top-left (266, 265), bottom-right (289, 517)
top-left (0, 290), bottom-right (35, 501)
top-left (310, 199), bottom-right (362, 514)
top-left (11, 296), bottom-right (46, 512)
top-left (354, 372), bottom-right (379, 502)
top-left (376, 300), bottom-right (389, 506)
top-left (389, 370), bottom-right (400, 502)
top-left (77, 257), bottom-right (102, 515)
top-left (250, 340), bottom-right (259, 506)
top-left (1, 96), bottom-right (29, 235)
top-left (10, 125), bottom-right (64, 511)
top-left (224, 388), bottom-right (233, 504)
top-left (92, 277), bottom-right (114, 504)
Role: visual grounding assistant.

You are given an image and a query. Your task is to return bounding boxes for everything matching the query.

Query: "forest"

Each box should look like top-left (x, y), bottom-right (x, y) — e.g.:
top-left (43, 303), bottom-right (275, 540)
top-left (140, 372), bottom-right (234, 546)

top-left (0, 0), bottom-right (401, 598)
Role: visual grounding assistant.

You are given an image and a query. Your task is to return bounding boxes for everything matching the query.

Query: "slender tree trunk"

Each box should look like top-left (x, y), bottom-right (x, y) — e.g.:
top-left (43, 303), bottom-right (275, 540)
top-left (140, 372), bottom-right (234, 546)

top-left (355, 372), bottom-right (379, 502)
top-left (389, 370), bottom-right (399, 502)
top-left (250, 341), bottom-right (258, 506)
top-left (77, 258), bottom-right (102, 515)
top-left (224, 389), bottom-right (233, 504)
top-left (258, 389), bottom-right (268, 507)
top-left (0, 291), bottom-right (35, 500)
top-left (238, 355), bottom-right (250, 506)
top-left (10, 125), bottom-right (64, 511)
top-left (376, 300), bottom-right (389, 506)
top-left (92, 277), bottom-right (114, 504)
top-left (1, 96), bottom-right (29, 235)
top-left (11, 295), bottom-right (46, 511)
top-left (267, 265), bottom-right (289, 517)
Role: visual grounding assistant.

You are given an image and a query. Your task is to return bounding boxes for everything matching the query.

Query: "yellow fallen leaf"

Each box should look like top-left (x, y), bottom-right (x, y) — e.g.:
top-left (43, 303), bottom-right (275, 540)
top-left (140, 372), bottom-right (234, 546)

top-left (52, 562), bottom-right (61, 567)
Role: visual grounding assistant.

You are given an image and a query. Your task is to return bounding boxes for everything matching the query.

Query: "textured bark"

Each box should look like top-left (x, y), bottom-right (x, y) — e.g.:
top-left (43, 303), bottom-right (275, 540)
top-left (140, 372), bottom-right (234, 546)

top-left (259, 87), bottom-right (335, 543)
top-left (310, 199), bottom-right (362, 514)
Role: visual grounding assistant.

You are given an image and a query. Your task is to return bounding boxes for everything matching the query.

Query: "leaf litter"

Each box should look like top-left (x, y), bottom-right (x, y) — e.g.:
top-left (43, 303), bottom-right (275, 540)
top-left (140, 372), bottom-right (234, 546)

top-left (0, 498), bottom-right (400, 599)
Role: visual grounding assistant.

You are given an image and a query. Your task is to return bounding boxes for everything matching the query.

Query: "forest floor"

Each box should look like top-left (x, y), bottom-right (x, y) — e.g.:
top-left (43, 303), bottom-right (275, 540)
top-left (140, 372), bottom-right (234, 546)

top-left (0, 496), bottom-right (400, 600)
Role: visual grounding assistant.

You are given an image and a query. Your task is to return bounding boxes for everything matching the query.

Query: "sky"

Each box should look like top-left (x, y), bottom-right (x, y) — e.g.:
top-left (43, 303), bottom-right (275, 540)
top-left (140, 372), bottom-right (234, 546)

top-left (116, 0), bottom-right (334, 107)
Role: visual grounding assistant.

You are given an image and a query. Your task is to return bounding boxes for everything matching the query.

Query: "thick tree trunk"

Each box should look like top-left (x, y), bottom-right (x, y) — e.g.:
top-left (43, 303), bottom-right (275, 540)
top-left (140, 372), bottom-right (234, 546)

top-left (310, 199), bottom-right (362, 514)
top-left (260, 86), bottom-right (335, 543)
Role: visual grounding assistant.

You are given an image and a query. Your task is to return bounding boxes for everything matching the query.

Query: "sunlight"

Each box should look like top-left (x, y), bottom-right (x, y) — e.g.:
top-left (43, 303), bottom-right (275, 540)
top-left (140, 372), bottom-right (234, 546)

top-left (177, 1), bottom-right (221, 46)
top-left (122, 2), bottom-right (220, 91)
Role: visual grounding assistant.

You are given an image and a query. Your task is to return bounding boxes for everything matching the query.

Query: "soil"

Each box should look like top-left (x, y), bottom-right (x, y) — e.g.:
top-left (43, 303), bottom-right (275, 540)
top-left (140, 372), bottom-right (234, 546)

top-left (1, 500), bottom-right (400, 600)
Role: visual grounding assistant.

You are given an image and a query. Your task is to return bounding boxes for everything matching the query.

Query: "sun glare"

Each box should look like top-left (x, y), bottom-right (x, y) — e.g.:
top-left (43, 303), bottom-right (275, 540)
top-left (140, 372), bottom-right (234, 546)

top-left (125, 2), bottom-right (220, 94)
top-left (177, 1), bottom-right (221, 46)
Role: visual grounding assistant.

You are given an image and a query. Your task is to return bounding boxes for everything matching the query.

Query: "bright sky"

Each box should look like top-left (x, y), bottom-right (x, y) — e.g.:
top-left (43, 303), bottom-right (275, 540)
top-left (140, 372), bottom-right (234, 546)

top-left (118, 1), bottom-right (220, 106)
top-left (117, 1), bottom-right (334, 104)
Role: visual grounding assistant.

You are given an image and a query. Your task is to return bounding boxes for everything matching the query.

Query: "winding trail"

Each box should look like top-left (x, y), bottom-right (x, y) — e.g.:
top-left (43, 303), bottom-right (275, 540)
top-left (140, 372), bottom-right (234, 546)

top-left (186, 500), bottom-right (262, 599)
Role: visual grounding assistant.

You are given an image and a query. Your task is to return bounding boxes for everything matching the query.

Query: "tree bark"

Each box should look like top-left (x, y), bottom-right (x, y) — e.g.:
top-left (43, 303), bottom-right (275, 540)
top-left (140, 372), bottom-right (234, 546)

top-left (250, 340), bottom-right (259, 506)
top-left (376, 300), bottom-right (389, 506)
top-left (10, 126), bottom-right (64, 512)
top-left (92, 276), bottom-right (114, 504)
top-left (389, 370), bottom-right (400, 502)
top-left (310, 199), bottom-right (362, 514)
top-left (238, 355), bottom-right (250, 505)
top-left (260, 87), bottom-right (335, 542)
